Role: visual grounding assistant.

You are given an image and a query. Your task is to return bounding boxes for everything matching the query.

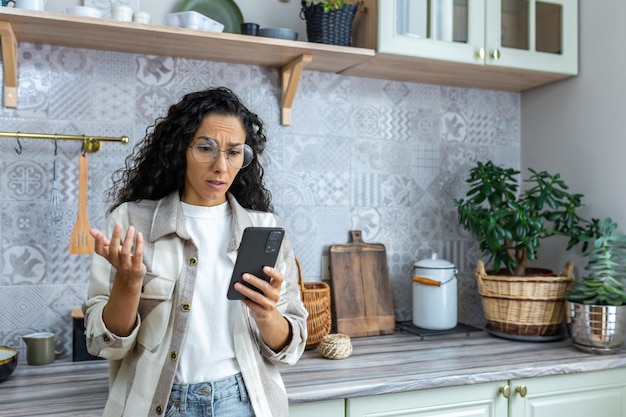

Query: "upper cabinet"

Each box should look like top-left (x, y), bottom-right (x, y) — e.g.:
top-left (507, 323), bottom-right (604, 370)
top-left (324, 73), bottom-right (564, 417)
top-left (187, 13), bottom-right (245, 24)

top-left (347, 0), bottom-right (578, 91)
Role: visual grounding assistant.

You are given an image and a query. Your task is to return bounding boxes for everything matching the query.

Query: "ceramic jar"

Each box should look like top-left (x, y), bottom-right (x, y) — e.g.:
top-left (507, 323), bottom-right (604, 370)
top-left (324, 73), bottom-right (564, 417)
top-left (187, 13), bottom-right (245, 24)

top-left (412, 253), bottom-right (457, 330)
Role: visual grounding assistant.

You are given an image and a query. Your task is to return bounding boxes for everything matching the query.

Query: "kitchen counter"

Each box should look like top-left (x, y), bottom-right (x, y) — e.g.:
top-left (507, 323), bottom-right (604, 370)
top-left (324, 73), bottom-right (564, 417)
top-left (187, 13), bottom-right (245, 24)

top-left (2, 330), bottom-right (626, 416)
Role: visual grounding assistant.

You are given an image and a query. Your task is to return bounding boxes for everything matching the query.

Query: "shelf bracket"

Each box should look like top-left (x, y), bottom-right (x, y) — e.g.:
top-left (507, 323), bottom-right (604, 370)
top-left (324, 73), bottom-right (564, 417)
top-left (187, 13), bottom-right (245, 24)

top-left (281, 53), bottom-right (312, 126)
top-left (0, 22), bottom-right (17, 108)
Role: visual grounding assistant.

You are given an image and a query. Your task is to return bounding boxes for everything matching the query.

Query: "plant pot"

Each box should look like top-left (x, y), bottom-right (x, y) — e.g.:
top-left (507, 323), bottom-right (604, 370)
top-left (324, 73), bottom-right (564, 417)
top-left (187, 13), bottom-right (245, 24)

top-left (300, 1), bottom-right (358, 46)
top-left (567, 302), bottom-right (626, 354)
top-left (476, 260), bottom-right (574, 337)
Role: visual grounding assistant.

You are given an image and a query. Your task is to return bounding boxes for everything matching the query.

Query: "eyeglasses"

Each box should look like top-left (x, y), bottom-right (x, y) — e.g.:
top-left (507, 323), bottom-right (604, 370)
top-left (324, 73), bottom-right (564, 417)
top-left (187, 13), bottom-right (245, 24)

top-left (189, 137), bottom-right (254, 169)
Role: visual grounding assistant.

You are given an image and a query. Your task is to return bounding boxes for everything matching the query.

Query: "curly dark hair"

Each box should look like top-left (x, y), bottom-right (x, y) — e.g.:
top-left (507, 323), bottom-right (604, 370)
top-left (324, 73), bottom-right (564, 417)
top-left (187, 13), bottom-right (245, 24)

top-left (108, 87), bottom-right (273, 213)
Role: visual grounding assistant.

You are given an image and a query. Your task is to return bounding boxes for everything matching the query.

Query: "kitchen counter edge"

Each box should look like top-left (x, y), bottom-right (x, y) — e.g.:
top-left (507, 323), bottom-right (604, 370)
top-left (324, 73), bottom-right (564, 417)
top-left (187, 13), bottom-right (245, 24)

top-left (2, 331), bottom-right (626, 411)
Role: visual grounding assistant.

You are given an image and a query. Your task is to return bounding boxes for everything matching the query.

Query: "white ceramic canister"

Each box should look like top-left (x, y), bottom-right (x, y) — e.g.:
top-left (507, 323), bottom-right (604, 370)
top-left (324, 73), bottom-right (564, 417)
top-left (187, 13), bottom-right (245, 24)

top-left (412, 253), bottom-right (457, 330)
top-left (111, 4), bottom-right (133, 22)
top-left (133, 11), bottom-right (151, 24)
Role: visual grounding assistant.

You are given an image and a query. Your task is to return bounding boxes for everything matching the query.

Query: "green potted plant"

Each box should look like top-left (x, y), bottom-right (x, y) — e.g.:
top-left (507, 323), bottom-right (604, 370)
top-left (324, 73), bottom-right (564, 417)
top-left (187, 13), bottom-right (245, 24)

top-left (566, 217), bottom-right (626, 354)
top-left (304, 0), bottom-right (356, 12)
top-left (455, 160), bottom-right (590, 337)
top-left (300, 0), bottom-right (364, 46)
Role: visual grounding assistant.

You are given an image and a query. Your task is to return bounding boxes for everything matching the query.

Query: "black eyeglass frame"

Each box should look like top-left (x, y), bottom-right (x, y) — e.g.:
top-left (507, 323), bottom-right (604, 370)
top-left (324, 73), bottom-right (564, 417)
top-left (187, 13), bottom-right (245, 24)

top-left (188, 137), bottom-right (254, 169)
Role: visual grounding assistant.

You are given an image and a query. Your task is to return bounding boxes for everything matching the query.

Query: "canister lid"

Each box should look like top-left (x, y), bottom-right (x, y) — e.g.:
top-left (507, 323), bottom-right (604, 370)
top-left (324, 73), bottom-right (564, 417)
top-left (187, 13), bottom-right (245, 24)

top-left (413, 253), bottom-right (455, 269)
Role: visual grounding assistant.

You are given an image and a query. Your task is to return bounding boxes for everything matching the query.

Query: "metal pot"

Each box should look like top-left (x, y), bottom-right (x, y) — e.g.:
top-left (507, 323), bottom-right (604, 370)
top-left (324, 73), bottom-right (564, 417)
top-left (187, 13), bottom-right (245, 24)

top-left (567, 302), bottom-right (626, 354)
top-left (412, 253), bottom-right (457, 330)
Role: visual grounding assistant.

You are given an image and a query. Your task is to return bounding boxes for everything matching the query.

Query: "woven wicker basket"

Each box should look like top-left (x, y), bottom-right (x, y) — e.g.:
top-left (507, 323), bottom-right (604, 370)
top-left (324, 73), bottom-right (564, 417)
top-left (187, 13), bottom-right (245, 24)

top-left (296, 257), bottom-right (332, 350)
top-left (300, 1), bottom-right (358, 46)
top-left (476, 259), bottom-right (574, 337)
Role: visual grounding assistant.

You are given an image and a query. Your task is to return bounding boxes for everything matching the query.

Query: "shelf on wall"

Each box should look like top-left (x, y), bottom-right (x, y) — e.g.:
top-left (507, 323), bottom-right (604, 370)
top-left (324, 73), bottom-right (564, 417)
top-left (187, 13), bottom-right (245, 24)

top-left (0, 8), bottom-right (374, 125)
top-left (0, 20), bottom-right (17, 108)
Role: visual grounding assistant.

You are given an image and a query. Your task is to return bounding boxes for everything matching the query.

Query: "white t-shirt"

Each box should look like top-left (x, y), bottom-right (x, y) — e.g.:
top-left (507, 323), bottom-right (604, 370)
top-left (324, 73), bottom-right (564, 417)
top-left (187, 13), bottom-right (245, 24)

top-left (175, 201), bottom-right (239, 383)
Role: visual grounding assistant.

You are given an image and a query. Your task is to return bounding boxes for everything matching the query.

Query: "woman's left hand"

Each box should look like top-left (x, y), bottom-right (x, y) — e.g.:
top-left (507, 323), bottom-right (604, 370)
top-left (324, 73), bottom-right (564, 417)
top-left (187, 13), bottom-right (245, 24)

top-left (236, 266), bottom-right (291, 351)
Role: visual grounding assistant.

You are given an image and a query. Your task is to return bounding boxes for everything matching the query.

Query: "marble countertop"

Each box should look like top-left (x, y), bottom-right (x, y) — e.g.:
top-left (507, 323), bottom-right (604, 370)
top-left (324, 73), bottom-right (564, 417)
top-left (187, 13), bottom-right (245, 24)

top-left (2, 330), bottom-right (626, 416)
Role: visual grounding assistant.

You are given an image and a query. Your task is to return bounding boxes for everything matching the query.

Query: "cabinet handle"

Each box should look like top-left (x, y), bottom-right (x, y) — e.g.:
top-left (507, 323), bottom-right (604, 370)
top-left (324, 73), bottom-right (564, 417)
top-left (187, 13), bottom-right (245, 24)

top-left (491, 49), bottom-right (501, 60)
top-left (499, 385), bottom-right (510, 398)
top-left (477, 47), bottom-right (486, 59)
top-left (515, 385), bottom-right (527, 397)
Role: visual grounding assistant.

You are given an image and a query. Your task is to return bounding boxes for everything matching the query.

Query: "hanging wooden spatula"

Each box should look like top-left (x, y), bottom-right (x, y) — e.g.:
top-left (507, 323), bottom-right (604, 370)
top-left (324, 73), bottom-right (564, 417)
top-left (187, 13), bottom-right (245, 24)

top-left (69, 152), bottom-right (94, 254)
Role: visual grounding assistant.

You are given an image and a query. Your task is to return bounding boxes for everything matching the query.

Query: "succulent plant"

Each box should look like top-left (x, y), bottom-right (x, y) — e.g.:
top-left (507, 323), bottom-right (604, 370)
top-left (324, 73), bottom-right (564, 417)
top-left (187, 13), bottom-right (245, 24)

top-left (566, 218), bottom-right (626, 306)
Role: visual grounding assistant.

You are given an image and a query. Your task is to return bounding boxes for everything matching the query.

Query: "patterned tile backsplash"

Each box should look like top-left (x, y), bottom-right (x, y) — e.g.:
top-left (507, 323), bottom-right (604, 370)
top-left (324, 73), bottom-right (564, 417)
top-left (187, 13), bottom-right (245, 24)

top-left (0, 43), bottom-right (520, 359)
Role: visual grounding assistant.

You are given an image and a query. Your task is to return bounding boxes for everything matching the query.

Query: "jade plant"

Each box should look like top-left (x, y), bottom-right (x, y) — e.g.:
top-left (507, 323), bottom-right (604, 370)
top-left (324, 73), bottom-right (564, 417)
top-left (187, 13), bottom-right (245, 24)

top-left (566, 218), bottom-right (626, 306)
top-left (455, 161), bottom-right (590, 276)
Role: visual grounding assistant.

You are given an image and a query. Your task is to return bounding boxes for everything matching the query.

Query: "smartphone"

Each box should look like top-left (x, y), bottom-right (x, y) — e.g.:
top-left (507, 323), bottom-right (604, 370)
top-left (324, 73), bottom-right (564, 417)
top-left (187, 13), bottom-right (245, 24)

top-left (227, 227), bottom-right (285, 300)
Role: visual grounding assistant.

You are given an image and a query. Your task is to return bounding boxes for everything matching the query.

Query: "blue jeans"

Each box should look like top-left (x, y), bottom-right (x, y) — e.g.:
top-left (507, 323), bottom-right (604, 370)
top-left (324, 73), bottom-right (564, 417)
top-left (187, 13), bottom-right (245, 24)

top-left (165, 373), bottom-right (254, 417)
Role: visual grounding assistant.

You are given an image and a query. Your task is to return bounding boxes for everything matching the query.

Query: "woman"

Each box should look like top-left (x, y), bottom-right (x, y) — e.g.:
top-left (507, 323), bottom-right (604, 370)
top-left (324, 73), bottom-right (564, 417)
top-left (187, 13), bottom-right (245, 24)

top-left (83, 87), bottom-right (308, 417)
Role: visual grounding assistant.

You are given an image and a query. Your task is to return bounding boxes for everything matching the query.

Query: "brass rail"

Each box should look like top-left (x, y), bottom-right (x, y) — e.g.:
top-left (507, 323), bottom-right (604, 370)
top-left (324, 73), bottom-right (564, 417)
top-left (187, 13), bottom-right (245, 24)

top-left (0, 131), bottom-right (129, 153)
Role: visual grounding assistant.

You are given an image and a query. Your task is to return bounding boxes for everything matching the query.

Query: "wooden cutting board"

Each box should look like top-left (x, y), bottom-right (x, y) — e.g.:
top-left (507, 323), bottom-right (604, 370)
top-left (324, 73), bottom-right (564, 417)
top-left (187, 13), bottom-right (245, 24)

top-left (329, 230), bottom-right (395, 337)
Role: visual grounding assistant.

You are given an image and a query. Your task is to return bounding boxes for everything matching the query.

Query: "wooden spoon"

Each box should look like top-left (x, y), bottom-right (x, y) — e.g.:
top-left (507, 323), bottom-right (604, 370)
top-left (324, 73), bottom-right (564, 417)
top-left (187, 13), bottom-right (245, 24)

top-left (69, 152), bottom-right (94, 254)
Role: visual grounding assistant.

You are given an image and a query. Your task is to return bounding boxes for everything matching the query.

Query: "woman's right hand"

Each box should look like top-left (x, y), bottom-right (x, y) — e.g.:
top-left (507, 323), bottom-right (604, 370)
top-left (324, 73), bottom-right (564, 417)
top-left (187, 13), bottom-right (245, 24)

top-left (91, 225), bottom-right (146, 336)
top-left (91, 225), bottom-right (146, 286)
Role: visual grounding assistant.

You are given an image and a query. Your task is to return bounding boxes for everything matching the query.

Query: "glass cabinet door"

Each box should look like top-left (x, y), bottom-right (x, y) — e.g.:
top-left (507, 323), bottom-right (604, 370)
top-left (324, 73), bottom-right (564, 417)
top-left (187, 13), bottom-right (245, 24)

top-left (395, 0), bottom-right (469, 43)
top-left (485, 0), bottom-right (577, 74)
top-left (499, 0), bottom-right (564, 53)
top-left (378, 0), bottom-right (485, 64)
top-left (376, 0), bottom-right (576, 74)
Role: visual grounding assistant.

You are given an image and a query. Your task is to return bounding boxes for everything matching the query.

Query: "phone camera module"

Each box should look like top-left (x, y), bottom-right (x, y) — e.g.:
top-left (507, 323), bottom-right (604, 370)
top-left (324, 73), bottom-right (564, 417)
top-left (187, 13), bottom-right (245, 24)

top-left (265, 231), bottom-right (283, 253)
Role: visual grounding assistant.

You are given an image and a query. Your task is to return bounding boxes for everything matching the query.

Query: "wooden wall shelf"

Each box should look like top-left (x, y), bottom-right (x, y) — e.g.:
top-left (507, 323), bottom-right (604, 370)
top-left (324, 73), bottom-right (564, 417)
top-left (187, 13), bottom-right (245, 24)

top-left (0, 20), bottom-right (17, 108)
top-left (0, 8), bottom-right (374, 125)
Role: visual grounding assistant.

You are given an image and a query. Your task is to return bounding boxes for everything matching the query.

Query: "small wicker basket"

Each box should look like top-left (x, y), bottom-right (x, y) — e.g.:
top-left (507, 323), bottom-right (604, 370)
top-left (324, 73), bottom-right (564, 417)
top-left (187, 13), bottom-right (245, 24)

top-left (296, 257), bottom-right (332, 350)
top-left (300, 0), bottom-right (358, 46)
top-left (476, 259), bottom-right (574, 337)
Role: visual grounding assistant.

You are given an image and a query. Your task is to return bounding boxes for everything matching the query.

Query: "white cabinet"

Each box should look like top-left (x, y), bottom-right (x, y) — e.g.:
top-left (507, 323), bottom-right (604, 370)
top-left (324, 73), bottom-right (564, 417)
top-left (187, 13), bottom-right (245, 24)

top-left (289, 399), bottom-right (345, 417)
top-left (346, 368), bottom-right (626, 417)
top-left (348, 0), bottom-right (577, 90)
top-left (374, 0), bottom-right (577, 75)
top-left (509, 368), bottom-right (626, 417)
top-left (346, 382), bottom-right (505, 417)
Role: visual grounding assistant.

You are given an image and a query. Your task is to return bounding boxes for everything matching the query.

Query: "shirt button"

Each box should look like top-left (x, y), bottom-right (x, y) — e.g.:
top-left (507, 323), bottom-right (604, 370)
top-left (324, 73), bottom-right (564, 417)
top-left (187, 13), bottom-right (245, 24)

top-left (188, 257), bottom-right (198, 266)
top-left (155, 404), bottom-right (163, 415)
top-left (170, 351), bottom-right (178, 362)
top-left (103, 335), bottom-right (111, 343)
top-left (181, 302), bottom-right (191, 312)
